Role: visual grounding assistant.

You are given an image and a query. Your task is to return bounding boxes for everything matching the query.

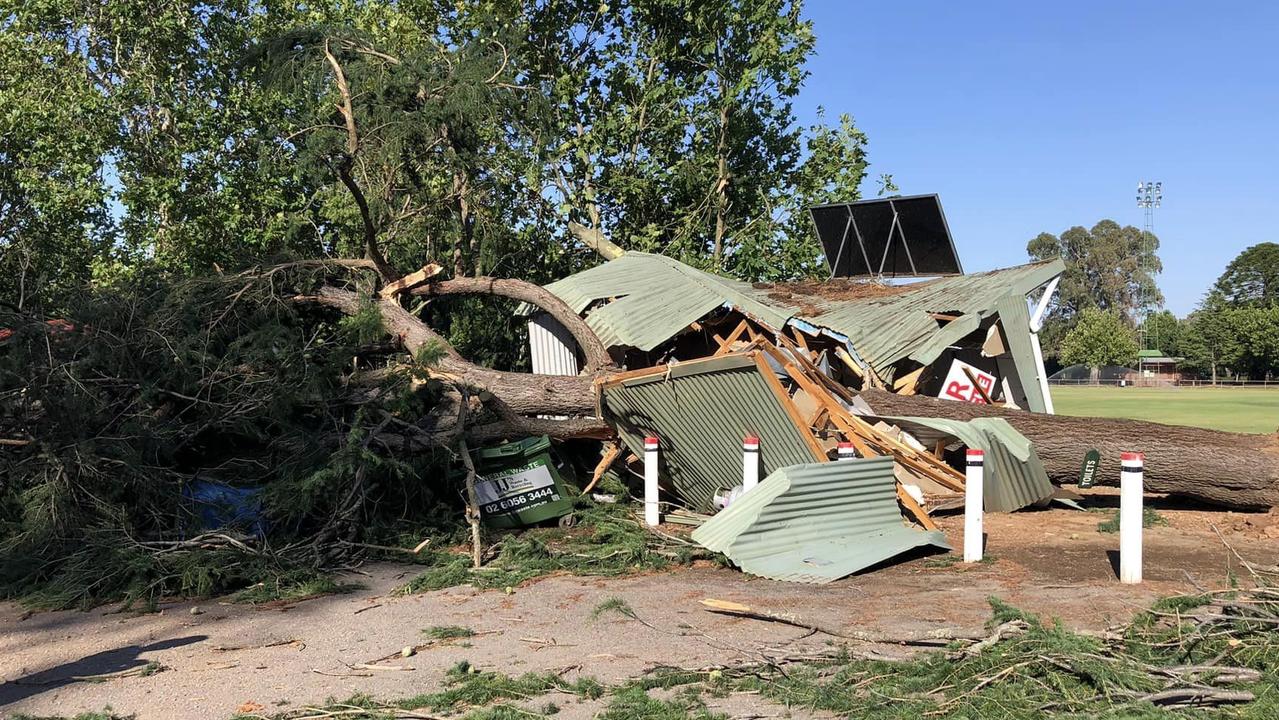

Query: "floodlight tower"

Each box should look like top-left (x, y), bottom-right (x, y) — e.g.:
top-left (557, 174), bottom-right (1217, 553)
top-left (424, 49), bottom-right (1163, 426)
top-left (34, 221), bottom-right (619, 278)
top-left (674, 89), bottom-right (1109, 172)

top-left (1135, 181), bottom-right (1162, 364)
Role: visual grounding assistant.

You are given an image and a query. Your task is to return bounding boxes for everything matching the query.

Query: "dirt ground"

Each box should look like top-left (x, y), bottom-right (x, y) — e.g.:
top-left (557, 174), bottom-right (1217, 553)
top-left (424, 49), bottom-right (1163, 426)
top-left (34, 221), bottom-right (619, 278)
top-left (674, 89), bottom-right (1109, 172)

top-left (2, 497), bottom-right (1276, 720)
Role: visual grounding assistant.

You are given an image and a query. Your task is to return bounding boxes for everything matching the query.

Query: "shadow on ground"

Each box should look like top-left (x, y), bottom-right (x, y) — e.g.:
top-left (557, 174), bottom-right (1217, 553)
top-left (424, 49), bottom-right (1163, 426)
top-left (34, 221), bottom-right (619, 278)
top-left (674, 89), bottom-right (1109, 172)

top-left (0, 635), bottom-right (206, 707)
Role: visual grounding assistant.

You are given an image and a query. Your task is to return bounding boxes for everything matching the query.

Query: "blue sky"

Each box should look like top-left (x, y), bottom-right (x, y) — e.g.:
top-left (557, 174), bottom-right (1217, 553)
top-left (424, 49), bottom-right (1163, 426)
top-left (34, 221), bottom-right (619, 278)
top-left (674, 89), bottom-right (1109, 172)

top-left (796, 1), bottom-right (1278, 316)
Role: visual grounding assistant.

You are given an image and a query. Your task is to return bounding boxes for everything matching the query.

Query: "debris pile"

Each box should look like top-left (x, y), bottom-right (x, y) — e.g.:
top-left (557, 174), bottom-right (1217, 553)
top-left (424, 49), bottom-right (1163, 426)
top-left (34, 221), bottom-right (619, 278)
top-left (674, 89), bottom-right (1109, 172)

top-left (482, 248), bottom-right (1276, 581)
top-left (468, 250), bottom-right (1085, 582)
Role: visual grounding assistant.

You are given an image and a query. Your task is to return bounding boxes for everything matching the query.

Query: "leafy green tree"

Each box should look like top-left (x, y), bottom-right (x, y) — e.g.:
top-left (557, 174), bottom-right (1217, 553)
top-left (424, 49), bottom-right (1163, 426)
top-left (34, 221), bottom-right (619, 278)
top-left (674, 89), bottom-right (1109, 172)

top-left (1140, 309), bottom-right (1182, 357)
top-left (522, 0), bottom-right (868, 280)
top-left (1210, 242), bottom-right (1279, 308)
top-left (1059, 308), bottom-right (1140, 374)
top-left (3, 0), bottom-right (877, 289)
top-left (1181, 244), bottom-right (1279, 382)
top-left (1223, 306), bottom-right (1279, 380)
top-left (0, 21), bottom-right (115, 312)
top-left (1027, 220), bottom-right (1162, 358)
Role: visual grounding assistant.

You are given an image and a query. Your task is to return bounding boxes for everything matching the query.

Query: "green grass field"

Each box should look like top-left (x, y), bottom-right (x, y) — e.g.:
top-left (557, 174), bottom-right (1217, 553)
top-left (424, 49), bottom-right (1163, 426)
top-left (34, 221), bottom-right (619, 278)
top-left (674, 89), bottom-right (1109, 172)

top-left (1050, 385), bottom-right (1279, 434)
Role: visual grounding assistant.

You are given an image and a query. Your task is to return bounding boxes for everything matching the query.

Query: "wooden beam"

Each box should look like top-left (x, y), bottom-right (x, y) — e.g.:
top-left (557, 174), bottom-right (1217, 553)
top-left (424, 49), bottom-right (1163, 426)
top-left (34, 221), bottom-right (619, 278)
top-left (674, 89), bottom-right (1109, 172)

top-left (892, 366), bottom-right (927, 395)
top-left (790, 327), bottom-right (810, 351)
top-left (713, 320), bottom-right (750, 356)
top-left (761, 348), bottom-right (966, 492)
top-left (962, 366), bottom-right (994, 405)
top-left (753, 353), bottom-right (828, 462)
top-left (897, 484), bottom-right (940, 531)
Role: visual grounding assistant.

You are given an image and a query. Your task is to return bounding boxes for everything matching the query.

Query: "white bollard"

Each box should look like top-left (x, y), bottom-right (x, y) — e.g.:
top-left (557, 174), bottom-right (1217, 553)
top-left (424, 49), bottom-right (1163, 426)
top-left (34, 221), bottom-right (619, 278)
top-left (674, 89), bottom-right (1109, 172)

top-left (644, 436), bottom-right (660, 526)
top-left (742, 435), bottom-right (760, 492)
top-left (1120, 451), bottom-right (1144, 584)
top-left (837, 441), bottom-right (856, 461)
top-left (964, 448), bottom-right (985, 562)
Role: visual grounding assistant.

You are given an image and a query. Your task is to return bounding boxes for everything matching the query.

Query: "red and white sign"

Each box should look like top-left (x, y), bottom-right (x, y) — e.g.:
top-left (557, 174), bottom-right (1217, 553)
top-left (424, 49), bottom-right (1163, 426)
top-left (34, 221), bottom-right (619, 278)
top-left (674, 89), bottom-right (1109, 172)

top-left (937, 359), bottom-right (995, 404)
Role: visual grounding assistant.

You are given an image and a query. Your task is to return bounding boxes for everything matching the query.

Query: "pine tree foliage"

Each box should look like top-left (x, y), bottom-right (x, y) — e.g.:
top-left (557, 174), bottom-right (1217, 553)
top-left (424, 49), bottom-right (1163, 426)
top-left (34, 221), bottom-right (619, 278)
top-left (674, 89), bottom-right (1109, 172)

top-left (0, 267), bottom-right (455, 607)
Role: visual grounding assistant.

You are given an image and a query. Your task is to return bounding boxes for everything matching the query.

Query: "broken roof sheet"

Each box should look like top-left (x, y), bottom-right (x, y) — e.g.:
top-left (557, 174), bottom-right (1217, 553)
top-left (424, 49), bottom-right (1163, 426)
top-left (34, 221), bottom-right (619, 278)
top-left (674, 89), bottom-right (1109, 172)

top-left (599, 353), bottom-right (823, 511)
top-left (542, 253), bottom-right (790, 351)
top-left (691, 457), bottom-right (951, 583)
top-left (880, 416), bottom-right (1053, 512)
top-left (540, 252), bottom-right (1065, 372)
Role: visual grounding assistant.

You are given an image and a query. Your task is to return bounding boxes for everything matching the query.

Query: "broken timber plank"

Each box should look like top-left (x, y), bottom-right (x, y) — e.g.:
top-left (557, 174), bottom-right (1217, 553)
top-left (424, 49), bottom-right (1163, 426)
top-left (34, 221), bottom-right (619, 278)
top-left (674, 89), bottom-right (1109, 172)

top-left (962, 366), bottom-right (994, 405)
top-left (897, 484), bottom-right (940, 531)
top-left (756, 342), bottom-right (964, 493)
top-left (581, 442), bottom-right (623, 495)
top-left (893, 366), bottom-right (927, 396)
top-left (713, 320), bottom-right (750, 356)
top-left (752, 353), bottom-right (828, 461)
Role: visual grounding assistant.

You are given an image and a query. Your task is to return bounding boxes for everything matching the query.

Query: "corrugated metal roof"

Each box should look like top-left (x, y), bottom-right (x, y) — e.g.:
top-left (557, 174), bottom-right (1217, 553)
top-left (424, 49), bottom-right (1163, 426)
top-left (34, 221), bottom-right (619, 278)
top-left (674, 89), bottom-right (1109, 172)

top-left (540, 253), bottom-right (791, 351)
top-left (691, 458), bottom-right (950, 584)
top-left (804, 261), bottom-right (1065, 377)
top-left (599, 354), bottom-right (823, 511)
top-left (538, 252), bottom-right (1065, 372)
top-left (880, 416), bottom-right (1053, 512)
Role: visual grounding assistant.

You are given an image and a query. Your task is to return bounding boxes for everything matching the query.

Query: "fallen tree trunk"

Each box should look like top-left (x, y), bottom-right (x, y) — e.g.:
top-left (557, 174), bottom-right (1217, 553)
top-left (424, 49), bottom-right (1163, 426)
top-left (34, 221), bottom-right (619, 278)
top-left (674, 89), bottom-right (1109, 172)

top-left (860, 389), bottom-right (1279, 510)
top-left (297, 282), bottom-right (608, 441)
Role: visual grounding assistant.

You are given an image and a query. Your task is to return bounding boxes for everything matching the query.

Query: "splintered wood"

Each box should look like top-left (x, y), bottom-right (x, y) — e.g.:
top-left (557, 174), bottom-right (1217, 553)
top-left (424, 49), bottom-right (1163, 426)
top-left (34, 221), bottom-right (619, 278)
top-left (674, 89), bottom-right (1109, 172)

top-left (742, 333), bottom-right (965, 532)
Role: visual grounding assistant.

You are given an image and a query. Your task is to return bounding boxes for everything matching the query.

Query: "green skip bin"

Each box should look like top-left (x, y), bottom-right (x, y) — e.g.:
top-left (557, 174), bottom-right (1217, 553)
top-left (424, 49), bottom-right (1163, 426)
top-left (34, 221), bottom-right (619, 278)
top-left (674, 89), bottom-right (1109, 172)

top-left (469, 436), bottom-right (575, 528)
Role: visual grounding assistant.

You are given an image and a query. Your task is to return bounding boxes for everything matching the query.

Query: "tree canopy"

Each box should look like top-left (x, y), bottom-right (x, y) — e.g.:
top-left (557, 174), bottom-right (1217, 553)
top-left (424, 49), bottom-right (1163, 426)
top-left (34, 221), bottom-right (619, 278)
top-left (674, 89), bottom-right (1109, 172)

top-left (1059, 308), bottom-right (1140, 370)
top-left (1210, 242), bottom-right (1279, 309)
top-left (1027, 219), bottom-right (1162, 360)
top-left (0, 0), bottom-right (891, 608)
top-left (1178, 243), bottom-right (1279, 381)
top-left (1, 0), bottom-right (880, 316)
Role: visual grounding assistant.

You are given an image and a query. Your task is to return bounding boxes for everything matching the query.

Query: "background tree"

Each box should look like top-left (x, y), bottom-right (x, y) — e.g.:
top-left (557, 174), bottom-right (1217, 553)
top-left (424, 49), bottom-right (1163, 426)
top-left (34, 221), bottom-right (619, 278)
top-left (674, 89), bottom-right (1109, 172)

top-left (1139, 309), bottom-right (1182, 358)
top-left (1180, 244), bottom-right (1279, 382)
top-left (1211, 242), bottom-right (1279, 308)
top-left (1027, 219), bottom-right (1162, 358)
top-left (0, 18), bottom-right (115, 313)
top-left (1059, 308), bottom-right (1140, 379)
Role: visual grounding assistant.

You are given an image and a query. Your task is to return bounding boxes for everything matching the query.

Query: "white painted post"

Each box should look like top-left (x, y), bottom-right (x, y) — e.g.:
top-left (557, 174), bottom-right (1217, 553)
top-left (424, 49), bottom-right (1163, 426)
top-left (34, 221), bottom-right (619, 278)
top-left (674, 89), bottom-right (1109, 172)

top-left (1120, 451), bottom-right (1144, 584)
top-left (964, 448), bottom-right (985, 563)
top-left (742, 435), bottom-right (760, 492)
top-left (837, 441), bottom-right (856, 461)
top-left (644, 436), bottom-right (660, 527)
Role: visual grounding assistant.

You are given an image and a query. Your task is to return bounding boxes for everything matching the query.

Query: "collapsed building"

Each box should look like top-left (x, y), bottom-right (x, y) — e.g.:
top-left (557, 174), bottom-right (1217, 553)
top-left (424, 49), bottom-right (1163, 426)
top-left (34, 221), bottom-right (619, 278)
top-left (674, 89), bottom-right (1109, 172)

top-left (526, 250), bottom-right (1064, 412)
top-left (500, 196), bottom-right (1076, 582)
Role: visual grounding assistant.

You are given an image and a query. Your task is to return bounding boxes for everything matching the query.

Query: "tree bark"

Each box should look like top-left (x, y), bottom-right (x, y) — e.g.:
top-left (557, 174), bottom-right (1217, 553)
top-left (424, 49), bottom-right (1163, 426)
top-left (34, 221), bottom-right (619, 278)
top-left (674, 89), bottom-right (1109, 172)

top-left (860, 389), bottom-right (1279, 510)
top-left (296, 273), bottom-right (614, 443)
top-left (412, 277), bottom-right (612, 373)
top-left (306, 286), bottom-right (600, 418)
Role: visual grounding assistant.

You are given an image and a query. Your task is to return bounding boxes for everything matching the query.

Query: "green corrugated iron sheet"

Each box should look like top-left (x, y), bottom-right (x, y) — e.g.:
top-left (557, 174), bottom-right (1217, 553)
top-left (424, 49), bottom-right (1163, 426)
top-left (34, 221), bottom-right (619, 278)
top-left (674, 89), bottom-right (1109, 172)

top-left (539, 252), bottom-right (1065, 374)
top-left (541, 253), bottom-right (791, 351)
top-left (691, 457), bottom-right (950, 584)
top-left (994, 295), bottom-right (1048, 413)
top-left (798, 261), bottom-right (1064, 378)
top-left (599, 354), bottom-right (822, 511)
top-left (881, 416), bottom-right (1053, 512)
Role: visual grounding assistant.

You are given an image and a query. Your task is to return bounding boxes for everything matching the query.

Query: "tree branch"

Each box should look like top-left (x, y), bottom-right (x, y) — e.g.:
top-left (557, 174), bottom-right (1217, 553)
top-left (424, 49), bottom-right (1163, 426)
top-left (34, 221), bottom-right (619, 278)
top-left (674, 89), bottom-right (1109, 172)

top-left (322, 39), bottom-right (397, 282)
top-left (412, 276), bottom-right (613, 373)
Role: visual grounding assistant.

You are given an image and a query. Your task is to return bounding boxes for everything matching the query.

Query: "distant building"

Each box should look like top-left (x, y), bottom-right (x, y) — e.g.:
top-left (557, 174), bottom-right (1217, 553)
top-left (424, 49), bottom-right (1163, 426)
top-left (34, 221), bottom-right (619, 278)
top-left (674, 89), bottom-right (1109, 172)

top-left (1132, 349), bottom-right (1182, 386)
